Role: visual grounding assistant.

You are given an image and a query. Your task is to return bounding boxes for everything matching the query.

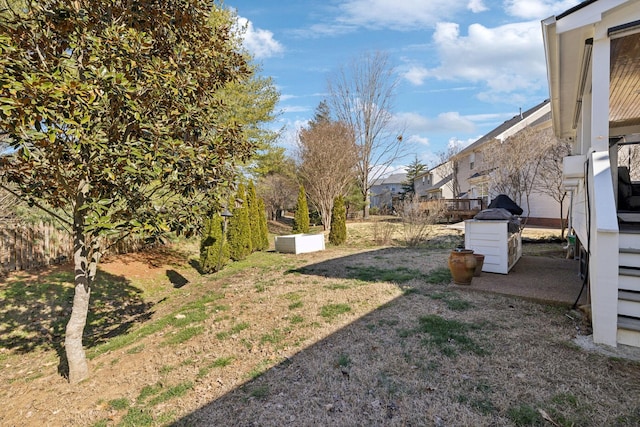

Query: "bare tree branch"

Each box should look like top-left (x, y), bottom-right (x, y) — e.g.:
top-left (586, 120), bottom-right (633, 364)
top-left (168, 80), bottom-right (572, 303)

top-left (328, 51), bottom-right (406, 219)
top-left (297, 119), bottom-right (358, 230)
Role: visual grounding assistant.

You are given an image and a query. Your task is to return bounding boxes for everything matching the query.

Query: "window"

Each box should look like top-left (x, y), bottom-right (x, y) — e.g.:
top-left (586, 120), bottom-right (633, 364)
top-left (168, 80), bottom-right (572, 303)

top-left (469, 152), bottom-right (475, 170)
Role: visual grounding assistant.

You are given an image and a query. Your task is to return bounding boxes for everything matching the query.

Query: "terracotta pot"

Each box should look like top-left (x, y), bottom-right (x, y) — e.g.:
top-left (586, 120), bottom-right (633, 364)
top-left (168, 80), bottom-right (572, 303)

top-left (473, 254), bottom-right (485, 277)
top-left (448, 249), bottom-right (477, 285)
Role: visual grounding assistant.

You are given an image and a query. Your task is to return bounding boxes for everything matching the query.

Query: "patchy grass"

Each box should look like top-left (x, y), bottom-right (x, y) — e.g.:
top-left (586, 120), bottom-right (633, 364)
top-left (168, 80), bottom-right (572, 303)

top-left (319, 303), bottom-right (352, 320)
top-left (429, 291), bottom-right (473, 311)
top-left (108, 397), bottom-right (130, 411)
top-left (415, 314), bottom-right (487, 357)
top-left (163, 326), bottom-right (205, 346)
top-left (148, 382), bottom-right (193, 406)
top-left (2, 222), bottom-right (640, 427)
top-left (425, 267), bottom-right (452, 284)
top-left (287, 301), bottom-right (303, 310)
top-left (345, 266), bottom-right (425, 283)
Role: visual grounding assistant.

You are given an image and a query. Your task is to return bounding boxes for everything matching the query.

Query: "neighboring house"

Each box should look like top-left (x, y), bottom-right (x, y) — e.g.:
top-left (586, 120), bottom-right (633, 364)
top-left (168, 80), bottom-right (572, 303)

top-left (369, 172), bottom-right (407, 210)
top-left (543, 0), bottom-right (640, 348)
top-left (414, 162), bottom-right (455, 200)
top-left (451, 99), bottom-right (566, 227)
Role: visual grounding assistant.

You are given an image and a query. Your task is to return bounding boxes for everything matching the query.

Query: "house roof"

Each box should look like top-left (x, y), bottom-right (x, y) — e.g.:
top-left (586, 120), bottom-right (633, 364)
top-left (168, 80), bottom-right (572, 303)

top-left (371, 172), bottom-right (407, 186)
top-left (426, 174), bottom-right (452, 192)
top-left (453, 99), bottom-right (551, 158)
top-left (542, 0), bottom-right (640, 139)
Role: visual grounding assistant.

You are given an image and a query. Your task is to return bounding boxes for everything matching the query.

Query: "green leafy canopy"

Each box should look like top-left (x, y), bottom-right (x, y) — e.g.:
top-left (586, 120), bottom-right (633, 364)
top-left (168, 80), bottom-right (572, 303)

top-left (0, 0), bottom-right (277, 238)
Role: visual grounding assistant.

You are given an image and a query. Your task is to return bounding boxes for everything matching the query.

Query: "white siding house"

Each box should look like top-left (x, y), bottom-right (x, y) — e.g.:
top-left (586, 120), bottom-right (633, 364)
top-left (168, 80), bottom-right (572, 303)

top-left (451, 100), bottom-right (568, 227)
top-left (369, 173), bottom-right (407, 210)
top-left (543, 0), bottom-right (640, 347)
top-left (414, 162), bottom-right (455, 200)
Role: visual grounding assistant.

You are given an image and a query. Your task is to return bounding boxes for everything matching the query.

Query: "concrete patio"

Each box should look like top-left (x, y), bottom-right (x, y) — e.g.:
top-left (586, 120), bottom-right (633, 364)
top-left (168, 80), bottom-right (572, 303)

top-left (455, 254), bottom-right (586, 307)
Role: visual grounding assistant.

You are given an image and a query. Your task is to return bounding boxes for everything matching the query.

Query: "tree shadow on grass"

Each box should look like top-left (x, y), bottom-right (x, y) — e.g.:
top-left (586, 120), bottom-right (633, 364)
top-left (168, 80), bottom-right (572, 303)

top-left (0, 264), bottom-right (154, 377)
top-left (166, 269), bottom-right (189, 288)
top-left (286, 246), bottom-right (448, 283)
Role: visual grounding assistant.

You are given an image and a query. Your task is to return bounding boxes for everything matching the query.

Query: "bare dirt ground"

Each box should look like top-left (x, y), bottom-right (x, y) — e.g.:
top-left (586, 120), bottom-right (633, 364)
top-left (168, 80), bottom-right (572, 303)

top-left (1, 220), bottom-right (639, 426)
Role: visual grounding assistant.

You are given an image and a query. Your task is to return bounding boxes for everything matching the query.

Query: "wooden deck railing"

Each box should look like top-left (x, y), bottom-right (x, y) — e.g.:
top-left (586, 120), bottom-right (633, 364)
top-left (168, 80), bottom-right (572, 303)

top-left (419, 198), bottom-right (486, 222)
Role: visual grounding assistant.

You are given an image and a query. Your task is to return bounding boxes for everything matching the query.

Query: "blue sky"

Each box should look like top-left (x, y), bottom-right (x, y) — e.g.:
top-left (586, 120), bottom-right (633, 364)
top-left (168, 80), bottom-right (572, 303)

top-left (227, 0), bottom-right (580, 170)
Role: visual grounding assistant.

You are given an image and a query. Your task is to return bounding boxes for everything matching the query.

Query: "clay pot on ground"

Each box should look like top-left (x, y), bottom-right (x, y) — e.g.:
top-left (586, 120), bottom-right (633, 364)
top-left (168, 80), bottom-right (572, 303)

top-left (473, 253), bottom-right (485, 277)
top-left (448, 249), bottom-right (477, 285)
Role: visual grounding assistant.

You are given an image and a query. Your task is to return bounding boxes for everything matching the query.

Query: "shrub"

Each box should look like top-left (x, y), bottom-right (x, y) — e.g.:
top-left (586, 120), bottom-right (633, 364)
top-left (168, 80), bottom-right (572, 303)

top-left (199, 213), bottom-right (229, 273)
top-left (399, 195), bottom-right (446, 247)
top-left (292, 185), bottom-right (310, 233)
top-left (227, 184), bottom-right (252, 261)
top-left (246, 182), bottom-right (263, 251)
top-left (329, 195), bottom-right (347, 245)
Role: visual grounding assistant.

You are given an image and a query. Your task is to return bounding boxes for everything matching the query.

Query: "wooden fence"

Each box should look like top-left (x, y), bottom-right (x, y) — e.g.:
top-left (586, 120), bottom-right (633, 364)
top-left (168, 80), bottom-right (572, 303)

top-left (0, 223), bottom-right (148, 275)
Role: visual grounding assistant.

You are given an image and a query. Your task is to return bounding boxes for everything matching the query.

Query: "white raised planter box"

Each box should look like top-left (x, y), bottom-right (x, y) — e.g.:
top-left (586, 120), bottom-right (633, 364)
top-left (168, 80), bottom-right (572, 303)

top-left (275, 233), bottom-right (325, 254)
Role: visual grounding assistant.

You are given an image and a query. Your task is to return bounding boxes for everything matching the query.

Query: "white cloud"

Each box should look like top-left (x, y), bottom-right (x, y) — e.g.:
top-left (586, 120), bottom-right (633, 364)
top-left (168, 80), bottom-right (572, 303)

top-left (277, 118), bottom-right (309, 152)
top-left (236, 17), bottom-right (284, 59)
top-left (503, 0), bottom-right (581, 20)
top-left (336, 0), bottom-right (468, 30)
top-left (468, 0), bottom-right (488, 13)
top-left (448, 136), bottom-right (479, 150)
top-left (408, 135), bottom-right (430, 146)
top-left (282, 105), bottom-right (312, 114)
top-left (395, 111), bottom-right (476, 134)
top-left (291, 23), bottom-right (356, 38)
top-left (413, 20), bottom-right (548, 99)
top-left (404, 66), bottom-right (431, 85)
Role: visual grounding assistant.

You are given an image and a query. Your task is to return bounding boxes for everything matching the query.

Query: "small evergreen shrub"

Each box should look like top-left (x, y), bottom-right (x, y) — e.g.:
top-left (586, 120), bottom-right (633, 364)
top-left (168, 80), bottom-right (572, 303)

top-left (227, 184), bottom-right (252, 261)
top-left (199, 213), bottom-right (229, 273)
top-left (247, 181), bottom-right (262, 252)
top-left (257, 197), bottom-right (269, 250)
top-left (292, 185), bottom-right (310, 233)
top-left (329, 195), bottom-right (347, 245)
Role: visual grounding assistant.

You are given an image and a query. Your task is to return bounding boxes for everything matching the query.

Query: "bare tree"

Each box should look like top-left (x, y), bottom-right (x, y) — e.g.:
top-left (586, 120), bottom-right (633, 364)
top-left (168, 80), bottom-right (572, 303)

top-left (297, 117), bottom-right (358, 230)
top-left (328, 51), bottom-right (405, 219)
top-left (399, 194), bottom-right (447, 247)
top-left (537, 134), bottom-right (572, 237)
top-left (617, 143), bottom-right (640, 180)
top-left (256, 173), bottom-right (297, 220)
top-left (485, 126), bottom-right (550, 219)
top-left (436, 141), bottom-right (464, 198)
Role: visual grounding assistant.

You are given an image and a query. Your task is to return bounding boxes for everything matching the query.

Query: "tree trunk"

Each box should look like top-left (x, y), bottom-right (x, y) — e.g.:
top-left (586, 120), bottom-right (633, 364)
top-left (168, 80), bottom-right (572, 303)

top-left (560, 199), bottom-right (566, 239)
top-left (65, 181), bottom-right (99, 384)
top-left (65, 274), bottom-right (90, 384)
top-left (363, 192), bottom-right (370, 220)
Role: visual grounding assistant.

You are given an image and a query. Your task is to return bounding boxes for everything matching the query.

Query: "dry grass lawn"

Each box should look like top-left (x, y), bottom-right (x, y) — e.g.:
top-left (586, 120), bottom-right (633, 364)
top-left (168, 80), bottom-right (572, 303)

top-left (0, 219), bottom-right (639, 426)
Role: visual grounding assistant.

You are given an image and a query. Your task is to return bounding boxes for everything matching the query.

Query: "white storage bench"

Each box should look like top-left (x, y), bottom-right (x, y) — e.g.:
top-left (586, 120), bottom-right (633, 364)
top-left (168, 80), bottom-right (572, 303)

top-left (464, 219), bottom-right (522, 274)
top-left (274, 233), bottom-right (325, 254)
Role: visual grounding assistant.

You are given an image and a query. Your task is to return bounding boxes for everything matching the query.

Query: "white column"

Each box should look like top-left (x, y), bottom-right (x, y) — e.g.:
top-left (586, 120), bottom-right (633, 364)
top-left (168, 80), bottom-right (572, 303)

top-left (590, 32), bottom-right (610, 152)
top-left (590, 150), bottom-right (619, 347)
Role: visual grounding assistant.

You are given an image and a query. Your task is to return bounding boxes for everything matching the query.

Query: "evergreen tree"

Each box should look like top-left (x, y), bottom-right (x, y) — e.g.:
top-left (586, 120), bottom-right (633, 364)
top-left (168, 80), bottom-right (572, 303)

top-left (199, 213), bottom-right (229, 273)
top-left (258, 197), bottom-right (270, 250)
top-left (402, 155), bottom-right (428, 197)
top-left (293, 185), bottom-right (310, 233)
top-left (247, 181), bottom-right (262, 251)
top-left (310, 100), bottom-right (332, 126)
top-left (227, 184), bottom-right (252, 260)
top-left (329, 195), bottom-right (347, 245)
